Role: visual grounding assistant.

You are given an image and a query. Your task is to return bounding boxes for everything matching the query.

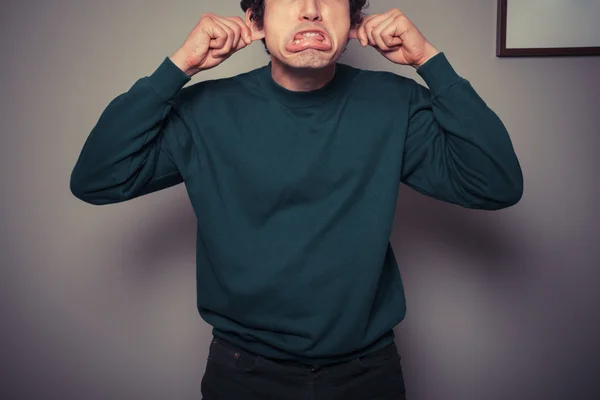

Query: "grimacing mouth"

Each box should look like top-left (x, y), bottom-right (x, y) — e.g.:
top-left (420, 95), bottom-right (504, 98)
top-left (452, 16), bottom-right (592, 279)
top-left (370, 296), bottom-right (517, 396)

top-left (289, 28), bottom-right (331, 45)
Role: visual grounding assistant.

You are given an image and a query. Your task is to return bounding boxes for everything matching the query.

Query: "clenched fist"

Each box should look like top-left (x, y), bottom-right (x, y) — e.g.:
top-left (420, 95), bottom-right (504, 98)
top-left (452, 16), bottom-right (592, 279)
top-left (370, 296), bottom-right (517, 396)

top-left (170, 13), bottom-right (265, 77)
top-left (348, 8), bottom-right (439, 69)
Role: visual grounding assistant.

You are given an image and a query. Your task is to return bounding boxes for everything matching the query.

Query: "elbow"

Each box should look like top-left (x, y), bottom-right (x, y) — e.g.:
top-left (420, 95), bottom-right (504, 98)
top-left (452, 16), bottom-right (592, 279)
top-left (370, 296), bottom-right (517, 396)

top-left (70, 173), bottom-right (97, 205)
top-left (69, 168), bottom-right (86, 200)
top-left (502, 162), bottom-right (524, 207)
top-left (69, 169), bottom-right (112, 206)
top-left (499, 181), bottom-right (523, 209)
top-left (486, 167), bottom-right (524, 210)
top-left (460, 164), bottom-right (523, 210)
top-left (507, 173), bottom-right (524, 206)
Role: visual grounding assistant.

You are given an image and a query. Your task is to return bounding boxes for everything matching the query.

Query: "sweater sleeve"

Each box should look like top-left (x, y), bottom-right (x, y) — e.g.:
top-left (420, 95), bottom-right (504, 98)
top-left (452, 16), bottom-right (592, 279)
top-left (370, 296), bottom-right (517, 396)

top-left (400, 52), bottom-right (523, 210)
top-left (70, 57), bottom-right (192, 205)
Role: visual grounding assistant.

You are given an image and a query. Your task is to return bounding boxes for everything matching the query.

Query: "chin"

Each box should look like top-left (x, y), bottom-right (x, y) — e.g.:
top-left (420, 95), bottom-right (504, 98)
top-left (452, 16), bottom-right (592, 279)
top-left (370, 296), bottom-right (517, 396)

top-left (283, 49), bottom-right (338, 69)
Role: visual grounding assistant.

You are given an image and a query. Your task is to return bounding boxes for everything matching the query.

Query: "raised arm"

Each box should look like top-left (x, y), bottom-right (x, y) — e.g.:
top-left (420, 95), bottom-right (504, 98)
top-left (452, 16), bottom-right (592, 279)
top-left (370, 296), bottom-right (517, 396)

top-left (70, 58), bottom-right (191, 205)
top-left (70, 13), bottom-right (260, 205)
top-left (400, 53), bottom-right (524, 210)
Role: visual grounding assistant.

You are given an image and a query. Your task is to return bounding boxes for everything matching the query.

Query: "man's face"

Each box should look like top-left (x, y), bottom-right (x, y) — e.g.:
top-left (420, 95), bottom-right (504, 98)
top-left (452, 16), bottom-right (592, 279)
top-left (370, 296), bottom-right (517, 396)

top-left (256, 0), bottom-right (352, 69)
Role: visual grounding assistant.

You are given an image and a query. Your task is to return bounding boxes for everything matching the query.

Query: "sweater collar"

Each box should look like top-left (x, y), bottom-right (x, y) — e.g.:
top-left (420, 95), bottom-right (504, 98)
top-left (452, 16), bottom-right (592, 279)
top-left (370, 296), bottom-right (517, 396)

top-left (258, 61), bottom-right (345, 108)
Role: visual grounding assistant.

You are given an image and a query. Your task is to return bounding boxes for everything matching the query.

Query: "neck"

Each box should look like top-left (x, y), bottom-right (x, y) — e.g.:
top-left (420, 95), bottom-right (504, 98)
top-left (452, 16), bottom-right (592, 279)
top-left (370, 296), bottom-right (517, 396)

top-left (270, 57), bottom-right (336, 92)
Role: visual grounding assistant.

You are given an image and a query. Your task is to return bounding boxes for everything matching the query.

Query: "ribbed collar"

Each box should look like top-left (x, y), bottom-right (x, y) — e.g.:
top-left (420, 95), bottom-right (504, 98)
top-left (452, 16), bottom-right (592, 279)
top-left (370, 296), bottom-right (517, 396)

top-left (258, 61), bottom-right (346, 108)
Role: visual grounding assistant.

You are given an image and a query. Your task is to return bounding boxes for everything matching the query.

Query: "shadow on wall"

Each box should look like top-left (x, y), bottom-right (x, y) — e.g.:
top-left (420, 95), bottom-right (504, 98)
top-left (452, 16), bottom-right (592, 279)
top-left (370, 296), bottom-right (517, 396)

top-left (391, 184), bottom-right (526, 277)
top-left (121, 182), bottom-right (526, 281)
top-left (124, 190), bottom-right (197, 277)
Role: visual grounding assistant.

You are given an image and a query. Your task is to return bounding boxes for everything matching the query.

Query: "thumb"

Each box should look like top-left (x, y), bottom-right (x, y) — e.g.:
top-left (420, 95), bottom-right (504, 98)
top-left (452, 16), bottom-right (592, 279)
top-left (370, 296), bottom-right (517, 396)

top-left (348, 28), bottom-right (358, 40)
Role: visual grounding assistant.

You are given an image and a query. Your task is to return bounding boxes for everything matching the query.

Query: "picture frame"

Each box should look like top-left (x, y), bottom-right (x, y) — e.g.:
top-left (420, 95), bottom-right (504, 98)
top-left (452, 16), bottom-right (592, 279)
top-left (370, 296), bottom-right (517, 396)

top-left (496, 0), bottom-right (600, 57)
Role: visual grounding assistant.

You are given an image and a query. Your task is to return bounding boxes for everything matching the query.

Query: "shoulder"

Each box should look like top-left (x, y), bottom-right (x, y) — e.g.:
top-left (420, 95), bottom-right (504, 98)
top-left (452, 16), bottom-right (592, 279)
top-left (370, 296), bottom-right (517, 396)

top-left (337, 62), bottom-right (416, 100)
top-left (175, 65), bottom-right (265, 108)
top-left (341, 63), bottom-right (412, 83)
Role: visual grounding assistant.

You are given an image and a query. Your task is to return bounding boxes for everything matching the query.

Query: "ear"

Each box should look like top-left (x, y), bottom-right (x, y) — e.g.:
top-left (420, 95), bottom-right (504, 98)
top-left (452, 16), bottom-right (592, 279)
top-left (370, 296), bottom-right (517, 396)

top-left (245, 9), bottom-right (266, 41)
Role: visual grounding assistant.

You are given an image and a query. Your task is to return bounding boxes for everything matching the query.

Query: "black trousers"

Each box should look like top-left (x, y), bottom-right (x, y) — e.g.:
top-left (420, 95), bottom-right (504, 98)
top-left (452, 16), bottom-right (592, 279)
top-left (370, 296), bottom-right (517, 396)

top-left (201, 336), bottom-right (407, 399)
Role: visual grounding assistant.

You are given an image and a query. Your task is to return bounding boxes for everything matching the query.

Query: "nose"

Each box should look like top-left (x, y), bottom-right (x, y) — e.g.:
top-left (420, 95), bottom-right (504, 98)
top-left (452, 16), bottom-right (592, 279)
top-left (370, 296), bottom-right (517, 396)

top-left (300, 0), bottom-right (322, 22)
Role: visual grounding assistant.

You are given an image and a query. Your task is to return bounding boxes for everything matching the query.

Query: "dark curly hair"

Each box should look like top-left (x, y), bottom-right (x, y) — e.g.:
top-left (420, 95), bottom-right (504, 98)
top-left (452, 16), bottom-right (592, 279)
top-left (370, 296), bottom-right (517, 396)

top-left (240, 0), bottom-right (370, 53)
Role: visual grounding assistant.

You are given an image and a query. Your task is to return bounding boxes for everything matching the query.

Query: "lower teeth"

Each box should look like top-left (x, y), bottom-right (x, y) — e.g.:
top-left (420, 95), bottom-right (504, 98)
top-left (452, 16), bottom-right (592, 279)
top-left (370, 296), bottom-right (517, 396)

top-left (294, 39), bottom-right (319, 44)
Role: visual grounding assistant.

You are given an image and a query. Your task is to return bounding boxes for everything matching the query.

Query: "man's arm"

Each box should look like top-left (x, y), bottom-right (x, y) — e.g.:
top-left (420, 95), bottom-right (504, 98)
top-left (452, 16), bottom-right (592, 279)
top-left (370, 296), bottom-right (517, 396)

top-left (70, 14), bottom-right (261, 206)
top-left (400, 52), bottom-right (523, 210)
top-left (70, 57), bottom-right (191, 205)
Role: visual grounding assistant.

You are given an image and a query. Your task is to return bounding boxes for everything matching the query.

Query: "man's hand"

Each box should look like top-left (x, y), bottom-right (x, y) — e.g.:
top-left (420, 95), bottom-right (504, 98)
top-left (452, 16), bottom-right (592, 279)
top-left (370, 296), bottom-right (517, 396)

top-left (170, 13), bottom-right (265, 77)
top-left (348, 9), bottom-right (440, 69)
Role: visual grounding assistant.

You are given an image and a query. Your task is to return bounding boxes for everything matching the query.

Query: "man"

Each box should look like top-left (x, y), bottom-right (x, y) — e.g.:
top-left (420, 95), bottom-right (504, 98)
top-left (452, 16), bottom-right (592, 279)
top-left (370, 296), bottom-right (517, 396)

top-left (70, 0), bottom-right (523, 398)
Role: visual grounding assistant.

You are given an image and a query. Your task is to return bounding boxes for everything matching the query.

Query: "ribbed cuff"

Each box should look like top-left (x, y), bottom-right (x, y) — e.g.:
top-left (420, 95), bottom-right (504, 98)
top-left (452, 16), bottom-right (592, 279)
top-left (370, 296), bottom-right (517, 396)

top-left (416, 52), bottom-right (463, 97)
top-left (146, 57), bottom-right (191, 101)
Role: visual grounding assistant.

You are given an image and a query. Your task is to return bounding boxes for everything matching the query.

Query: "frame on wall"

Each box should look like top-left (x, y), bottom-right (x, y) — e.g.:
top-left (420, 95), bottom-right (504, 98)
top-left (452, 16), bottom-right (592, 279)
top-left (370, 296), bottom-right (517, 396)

top-left (496, 0), bottom-right (600, 57)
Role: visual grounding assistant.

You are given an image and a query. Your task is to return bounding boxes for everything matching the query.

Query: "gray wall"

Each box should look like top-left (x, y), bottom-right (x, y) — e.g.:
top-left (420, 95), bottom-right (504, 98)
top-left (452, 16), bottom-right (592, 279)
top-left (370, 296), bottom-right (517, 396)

top-left (2, 1), bottom-right (599, 399)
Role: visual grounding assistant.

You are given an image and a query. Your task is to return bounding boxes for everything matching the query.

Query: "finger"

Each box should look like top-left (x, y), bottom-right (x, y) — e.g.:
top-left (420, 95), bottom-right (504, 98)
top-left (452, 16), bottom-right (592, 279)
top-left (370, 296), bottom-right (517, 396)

top-left (372, 15), bottom-right (398, 51)
top-left (226, 16), bottom-right (252, 45)
top-left (212, 18), bottom-right (235, 56)
top-left (356, 15), bottom-right (374, 46)
top-left (349, 26), bottom-right (369, 47)
top-left (356, 24), bottom-right (368, 47)
top-left (376, 44), bottom-right (401, 54)
top-left (206, 18), bottom-right (228, 51)
top-left (383, 14), bottom-right (406, 48)
top-left (383, 30), bottom-right (403, 48)
top-left (364, 14), bottom-right (389, 47)
top-left (232, 30), bottom-right (254, 52)
top-left (219, 17), bottom-right (243, 49)
top-left (353, 15), bottom-right (373, 47)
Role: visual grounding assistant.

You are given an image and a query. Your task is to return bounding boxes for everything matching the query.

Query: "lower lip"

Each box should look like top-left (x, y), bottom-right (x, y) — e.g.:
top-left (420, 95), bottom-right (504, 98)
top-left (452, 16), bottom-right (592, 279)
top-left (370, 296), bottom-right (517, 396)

top-left (286, 37), bottom-right (332, 53)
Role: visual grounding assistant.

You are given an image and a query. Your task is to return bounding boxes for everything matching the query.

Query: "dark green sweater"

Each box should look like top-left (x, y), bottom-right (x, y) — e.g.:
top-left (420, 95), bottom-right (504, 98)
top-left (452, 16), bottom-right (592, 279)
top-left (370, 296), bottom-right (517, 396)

top-left (70, 52), bottom-right (522, 365)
